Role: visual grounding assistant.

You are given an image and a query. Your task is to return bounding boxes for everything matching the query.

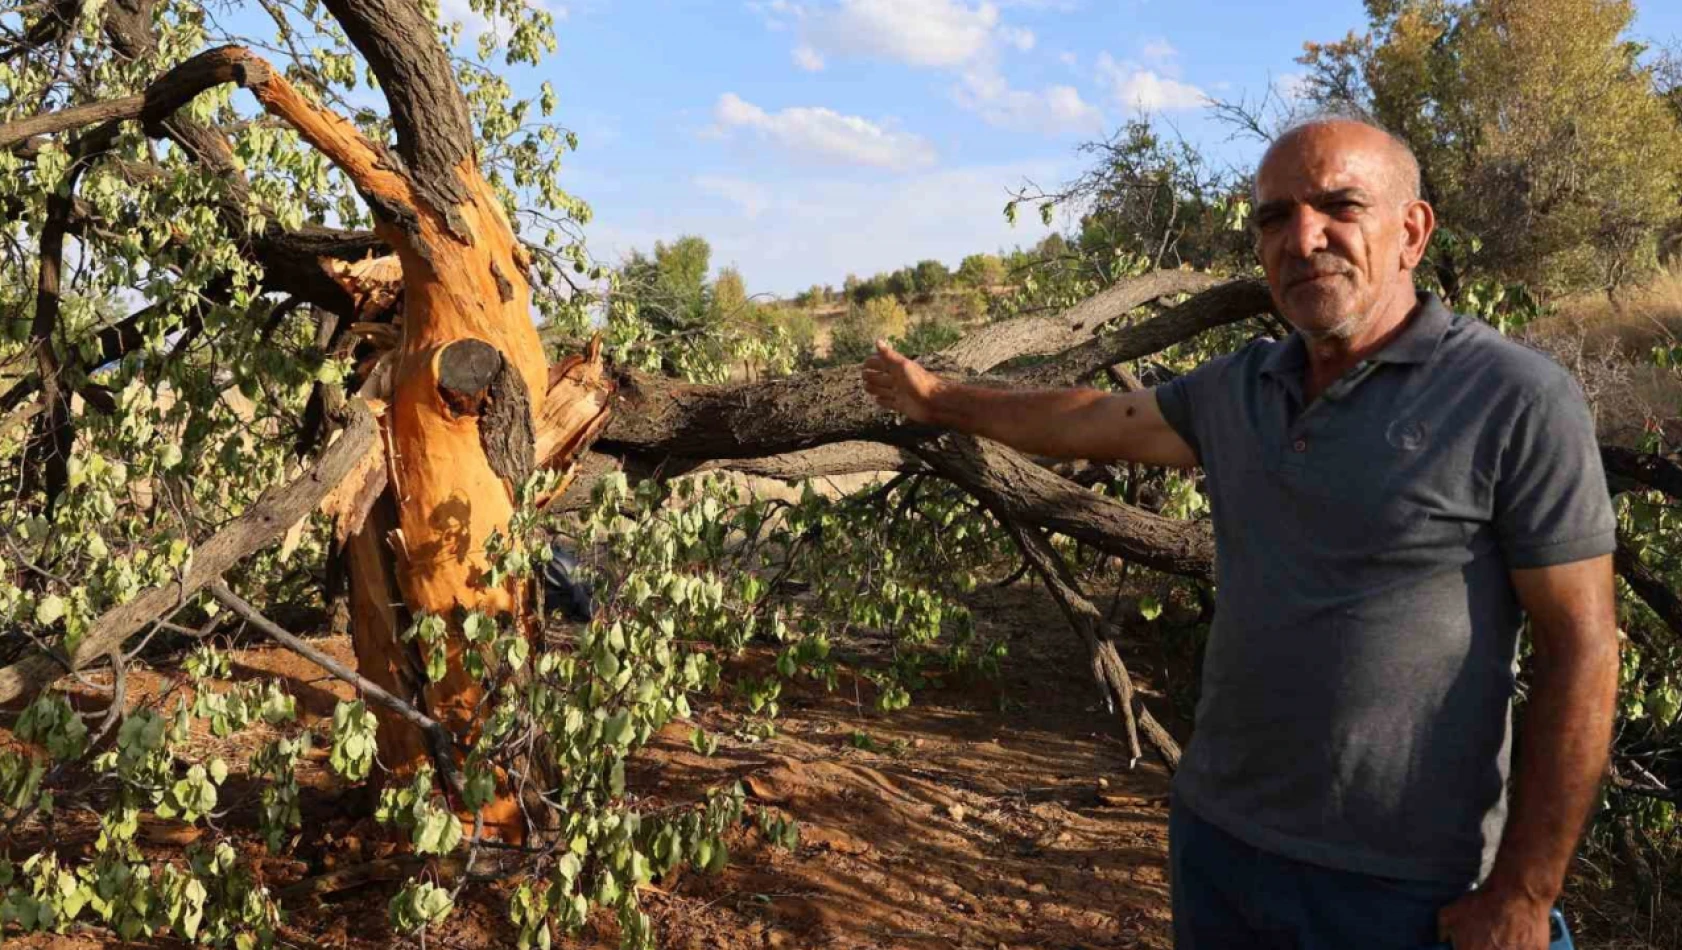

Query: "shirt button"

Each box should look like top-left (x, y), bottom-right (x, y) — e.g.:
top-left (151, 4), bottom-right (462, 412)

top-left (1293, 438), bottom-right (1308, 453)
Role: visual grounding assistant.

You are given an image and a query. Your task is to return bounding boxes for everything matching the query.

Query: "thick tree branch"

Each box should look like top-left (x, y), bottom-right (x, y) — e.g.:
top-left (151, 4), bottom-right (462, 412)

top-left (1601, 446), bottom-right (1682, 501)
top-left (907, 433), bottom-right (1214, 581)
top-left (317, 0), bottom-right (475, 230)
top-left (1006, 279), bottom-right (1275, 387)
top-left (931, 269), bottom-right (1223, 374)
top-left (600, 279), bottom-right (1267, 461)
top-left (0, 400), bottom-right (380, 706)
top-left (0, 45), bottom-right (283, 151)
top-left (1615, 535), bottom-right (1682, 646)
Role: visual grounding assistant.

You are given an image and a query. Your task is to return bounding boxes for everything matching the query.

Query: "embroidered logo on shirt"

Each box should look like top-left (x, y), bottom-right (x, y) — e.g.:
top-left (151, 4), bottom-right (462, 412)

top-left (1386, 418), bottom-right (1429, 451)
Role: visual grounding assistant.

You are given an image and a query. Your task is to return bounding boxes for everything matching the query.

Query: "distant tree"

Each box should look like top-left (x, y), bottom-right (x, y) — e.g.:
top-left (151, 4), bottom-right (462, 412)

top-left (884, 267), bottom-right (916, 301)
top-left (851, 272), bottom-right (892, 305)
top-left (957, 253), bottom-right (1006, 288)
top-left (829, 296), bottom-right (910, 364)
top-left (863, 295), bottom-right (910, 338)
top-left (951, 287), bottom-right (991, 322)
top-left (621, 235), bottom-right (714, 331)
top-left (899, 317), bottom-right (965, 357)
top-left (1299, 0), bottom-right (1682, 299)
top-left (913, 259), bottom-right (951, 298)
top-left (709, 266), bottom-right (750, 323)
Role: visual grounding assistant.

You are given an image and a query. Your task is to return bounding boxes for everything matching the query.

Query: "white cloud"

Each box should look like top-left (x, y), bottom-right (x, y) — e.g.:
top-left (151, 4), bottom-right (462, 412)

top-left (694, 175), bottom-right (773, 219)
top-left (1097, 52), bottom-right (1207, 112)
top-left (803, 0), bottom-right (1002, 68)
top-left (712, 93), bottom-right (937, 170)
top-left (955, 68), bottom-right (1102, 134)
top-left (792, 44), bottom-right (825, 70)
top-left (1140, 38), bottom-right (1177, 67)
top-left (587, 161), bottom-right (1065, 295)
top-left (999, 26), bottom-right (1036, 51)
top-left (1058, 50), bottom-right (1078, 68)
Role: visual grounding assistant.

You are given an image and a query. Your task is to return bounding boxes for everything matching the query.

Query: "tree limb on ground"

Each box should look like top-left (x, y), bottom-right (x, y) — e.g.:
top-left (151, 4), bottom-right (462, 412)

top-left (997, 519), bottom-right (1182, 770)
top-left (598, 278), bottom-right (1271, 461)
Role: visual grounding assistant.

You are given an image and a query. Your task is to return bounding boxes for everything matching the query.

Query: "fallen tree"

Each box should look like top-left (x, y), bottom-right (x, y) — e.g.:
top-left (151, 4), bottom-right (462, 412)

top-left (4, 0), bottom-right (1681, 944)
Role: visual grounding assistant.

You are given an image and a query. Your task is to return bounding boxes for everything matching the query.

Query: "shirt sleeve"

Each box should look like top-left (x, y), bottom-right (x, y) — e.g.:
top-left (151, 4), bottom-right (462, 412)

top-left (1493, 377), bottom-right (1617, 569)
top-left (1154, 350), bottom-right (1243, 467)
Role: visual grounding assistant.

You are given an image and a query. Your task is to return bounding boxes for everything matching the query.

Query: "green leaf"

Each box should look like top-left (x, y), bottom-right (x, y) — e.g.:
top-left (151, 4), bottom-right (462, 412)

top-left (1139, 594), bottom-right (1163, 622)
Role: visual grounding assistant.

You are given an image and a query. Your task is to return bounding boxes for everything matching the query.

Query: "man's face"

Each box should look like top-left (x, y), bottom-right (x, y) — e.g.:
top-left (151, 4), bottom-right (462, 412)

top-left (1252, 123), bottom-right (1421, 341)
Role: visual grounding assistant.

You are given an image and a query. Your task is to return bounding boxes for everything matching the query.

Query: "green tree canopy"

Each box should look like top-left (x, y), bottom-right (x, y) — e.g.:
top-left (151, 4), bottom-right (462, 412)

top-left (1300, 0), bottom-right (1682, 298)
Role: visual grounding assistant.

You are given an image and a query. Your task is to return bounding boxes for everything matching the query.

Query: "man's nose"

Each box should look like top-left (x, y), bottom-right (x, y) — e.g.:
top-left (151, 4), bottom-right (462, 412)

top-left (1282, 208), bottom-right (1329, 259)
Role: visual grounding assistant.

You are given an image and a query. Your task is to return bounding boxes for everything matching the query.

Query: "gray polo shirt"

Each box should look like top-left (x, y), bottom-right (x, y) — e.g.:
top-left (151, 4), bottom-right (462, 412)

top-left (1155, 291), bottom-right (1615, 884)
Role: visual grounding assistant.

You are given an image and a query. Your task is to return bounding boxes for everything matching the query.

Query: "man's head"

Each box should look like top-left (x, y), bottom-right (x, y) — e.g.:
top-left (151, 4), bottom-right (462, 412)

top-left (1252, 115), bottom-right (1435, 342)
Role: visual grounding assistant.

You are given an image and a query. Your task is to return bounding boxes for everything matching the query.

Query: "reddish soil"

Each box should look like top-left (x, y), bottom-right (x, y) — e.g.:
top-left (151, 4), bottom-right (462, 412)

top-left (6, 583), bottom-right (1177, 949)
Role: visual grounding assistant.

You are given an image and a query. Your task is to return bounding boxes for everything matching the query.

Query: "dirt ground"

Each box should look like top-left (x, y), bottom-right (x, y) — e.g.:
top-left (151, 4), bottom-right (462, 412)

top-left (7, 579), bottom-right (1677, 949)
top-left (6, 582), bottom-right (1178, 950)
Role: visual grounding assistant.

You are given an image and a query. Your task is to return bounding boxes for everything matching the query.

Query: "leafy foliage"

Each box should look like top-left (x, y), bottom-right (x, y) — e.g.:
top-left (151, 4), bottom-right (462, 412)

top-left (1299, 0), bottom-right (1682, 298)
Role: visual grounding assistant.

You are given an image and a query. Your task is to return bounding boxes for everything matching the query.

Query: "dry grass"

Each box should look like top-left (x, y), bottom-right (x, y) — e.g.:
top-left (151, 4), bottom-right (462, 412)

top-left (1549, 267), bottom-right (1682, 355)
top-left (1527, 268), bottom-right (1682, 447)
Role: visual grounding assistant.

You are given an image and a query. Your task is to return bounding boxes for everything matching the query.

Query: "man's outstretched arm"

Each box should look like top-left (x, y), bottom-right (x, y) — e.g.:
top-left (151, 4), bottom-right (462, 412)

top-left (859, 340), bottom-right (1197, 468)
top-left (1439, 554), bottom-right (1619, 950)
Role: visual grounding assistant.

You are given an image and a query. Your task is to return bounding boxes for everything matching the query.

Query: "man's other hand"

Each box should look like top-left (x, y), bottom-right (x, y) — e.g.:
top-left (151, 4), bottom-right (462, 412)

top-left (861, 340), bottom-right (941, 424)
top-left (1437, 886), bottom-right (1552, 950)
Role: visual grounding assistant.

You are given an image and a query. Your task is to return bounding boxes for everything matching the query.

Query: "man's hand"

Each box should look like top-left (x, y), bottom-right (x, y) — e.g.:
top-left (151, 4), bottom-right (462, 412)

top-left (860, 339), bottom-right (942, 423)
top-left (1438, 885), bottom-right (1552, 949)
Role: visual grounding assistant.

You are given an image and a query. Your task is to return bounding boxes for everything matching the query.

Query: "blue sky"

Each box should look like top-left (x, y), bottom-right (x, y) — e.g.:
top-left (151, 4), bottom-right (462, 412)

top-left (465, 0), bottom-right (1682, 296)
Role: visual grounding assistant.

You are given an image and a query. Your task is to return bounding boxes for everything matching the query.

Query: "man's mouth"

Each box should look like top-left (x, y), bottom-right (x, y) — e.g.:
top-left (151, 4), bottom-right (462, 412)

top-left (1288, 272), bottom-right (1346, 289)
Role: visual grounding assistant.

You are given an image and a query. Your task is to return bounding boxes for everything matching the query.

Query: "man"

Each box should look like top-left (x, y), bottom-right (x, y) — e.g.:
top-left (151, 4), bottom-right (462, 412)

top-left (860, 116), bottom-right (1619, 950)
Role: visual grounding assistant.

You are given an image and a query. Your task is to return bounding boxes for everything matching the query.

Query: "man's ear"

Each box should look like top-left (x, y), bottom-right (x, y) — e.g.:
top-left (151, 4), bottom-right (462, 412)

top-left (1400, 199), bottom-right (1436, 269)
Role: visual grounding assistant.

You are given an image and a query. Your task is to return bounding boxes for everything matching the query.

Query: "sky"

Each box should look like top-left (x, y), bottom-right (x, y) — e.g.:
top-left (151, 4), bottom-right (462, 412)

top-left (465, 1), bottom-right (1682, 296)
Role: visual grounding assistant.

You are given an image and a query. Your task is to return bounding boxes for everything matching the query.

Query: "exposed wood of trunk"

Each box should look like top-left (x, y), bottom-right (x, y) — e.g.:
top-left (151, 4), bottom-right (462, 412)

top-left (0, 401), bottom-right (379, 706)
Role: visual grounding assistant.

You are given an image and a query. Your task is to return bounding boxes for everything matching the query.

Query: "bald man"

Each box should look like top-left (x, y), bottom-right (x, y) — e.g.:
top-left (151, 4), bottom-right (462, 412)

top-left (861, 116), bottom-right (1617, 950)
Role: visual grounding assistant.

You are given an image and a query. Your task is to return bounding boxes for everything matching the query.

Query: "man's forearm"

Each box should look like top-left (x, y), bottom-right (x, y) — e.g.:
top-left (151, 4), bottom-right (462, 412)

top-left (925, 380), bottom-right (1108, 458)
top-left (1484, 627), bottom-right (1619, 903)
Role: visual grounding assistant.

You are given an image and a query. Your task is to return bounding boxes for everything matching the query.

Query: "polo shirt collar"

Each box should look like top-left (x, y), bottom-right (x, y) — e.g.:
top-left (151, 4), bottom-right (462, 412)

top-left (1260, 290), bottom-right (1452, 382)
top-left (1369, 291), bottom-right (1453, 366)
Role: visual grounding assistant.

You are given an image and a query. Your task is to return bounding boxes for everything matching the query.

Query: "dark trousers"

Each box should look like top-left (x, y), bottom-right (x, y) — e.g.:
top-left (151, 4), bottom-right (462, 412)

top-left (1170, 800), bottom-right (1472, 950)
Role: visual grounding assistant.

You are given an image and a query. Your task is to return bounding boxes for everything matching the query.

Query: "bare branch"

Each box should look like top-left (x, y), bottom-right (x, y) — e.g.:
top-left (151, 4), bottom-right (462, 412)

top-left (207, 582), bottom-right (468, 802)
top-left (997, 518), bottom-right (1181, 770)
top-left (1006, 279), bottom-right (1274, 387)
top-left (0, 45), bottom-right (282, 151)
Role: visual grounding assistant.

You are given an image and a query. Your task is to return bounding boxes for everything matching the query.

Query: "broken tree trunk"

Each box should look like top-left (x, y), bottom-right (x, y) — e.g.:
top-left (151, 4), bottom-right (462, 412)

top-left (210, 0), bottom-right (616, 840)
